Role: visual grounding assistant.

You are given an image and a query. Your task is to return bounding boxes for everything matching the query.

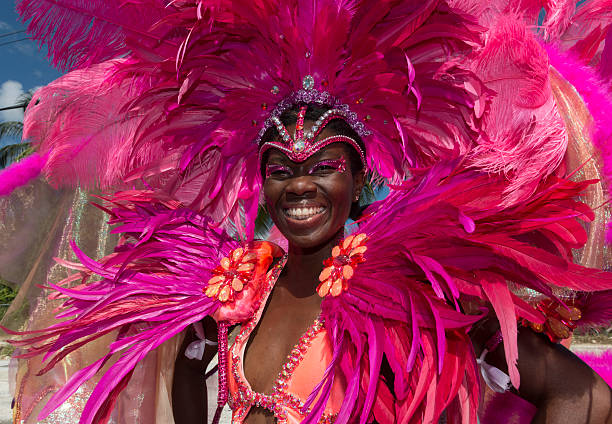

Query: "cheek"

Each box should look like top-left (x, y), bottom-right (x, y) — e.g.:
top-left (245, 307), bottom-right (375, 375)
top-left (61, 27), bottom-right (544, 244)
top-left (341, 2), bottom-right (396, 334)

top-left (262, 180), bottom-right (281, 214)
top-left (325, 176), bottom-right (354, 216)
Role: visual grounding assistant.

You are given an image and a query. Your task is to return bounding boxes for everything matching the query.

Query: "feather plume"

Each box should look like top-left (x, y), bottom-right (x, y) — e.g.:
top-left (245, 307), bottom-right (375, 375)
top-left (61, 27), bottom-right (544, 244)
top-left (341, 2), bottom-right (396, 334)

top-left (467, 14), bottom-right (568, 204)
top-left (0, 153), bottom-right (47, 196)
top-left (575, 290), bottom-right (612, 328)
top-left (19, 0), bottom-right (490, 236)
top-left (16, 0), bottom-right (179, 70)
top-left (23, 61), bottom-right (148, 190)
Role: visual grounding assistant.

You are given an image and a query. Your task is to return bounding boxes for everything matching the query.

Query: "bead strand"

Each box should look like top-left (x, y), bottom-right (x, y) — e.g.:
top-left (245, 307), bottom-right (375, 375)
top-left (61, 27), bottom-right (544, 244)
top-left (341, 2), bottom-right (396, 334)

top-left (217, 321), bottom-right (230, 407)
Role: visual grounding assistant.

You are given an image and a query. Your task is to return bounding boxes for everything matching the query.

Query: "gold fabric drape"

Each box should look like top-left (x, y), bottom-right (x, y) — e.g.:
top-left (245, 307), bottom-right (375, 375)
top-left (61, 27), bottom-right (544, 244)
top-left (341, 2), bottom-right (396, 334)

top-left (0, 180), bottom-right (181, 423)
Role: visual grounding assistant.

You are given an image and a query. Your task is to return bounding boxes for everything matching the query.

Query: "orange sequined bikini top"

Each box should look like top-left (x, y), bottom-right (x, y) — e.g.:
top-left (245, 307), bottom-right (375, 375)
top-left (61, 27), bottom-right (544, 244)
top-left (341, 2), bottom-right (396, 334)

top-left (226, 261), bottom-right (345, 424)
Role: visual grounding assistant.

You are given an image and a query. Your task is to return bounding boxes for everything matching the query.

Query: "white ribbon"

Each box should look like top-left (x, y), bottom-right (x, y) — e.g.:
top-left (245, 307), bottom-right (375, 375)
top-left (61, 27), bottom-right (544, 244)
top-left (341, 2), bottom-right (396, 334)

top-left (476, 349), bottom-right (512, 393)
top-left (185, 321), bottom-right (218, 360)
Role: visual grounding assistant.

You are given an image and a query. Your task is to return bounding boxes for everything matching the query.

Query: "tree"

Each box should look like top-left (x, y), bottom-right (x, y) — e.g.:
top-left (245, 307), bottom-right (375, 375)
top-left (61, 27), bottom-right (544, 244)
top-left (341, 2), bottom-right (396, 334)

top-left (0, 90), bottom-right (34, 169)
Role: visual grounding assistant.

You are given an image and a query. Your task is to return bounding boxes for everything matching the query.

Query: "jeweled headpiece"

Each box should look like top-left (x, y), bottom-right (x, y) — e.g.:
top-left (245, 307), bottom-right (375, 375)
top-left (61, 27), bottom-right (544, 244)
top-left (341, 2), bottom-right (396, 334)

top-left (258, 102), bottom-right (366, 165)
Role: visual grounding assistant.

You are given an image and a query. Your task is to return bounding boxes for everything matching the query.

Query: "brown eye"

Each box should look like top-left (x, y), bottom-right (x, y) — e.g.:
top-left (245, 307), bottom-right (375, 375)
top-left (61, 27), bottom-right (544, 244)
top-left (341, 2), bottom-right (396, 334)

top-left (309, 164), bottom-right (336, 174)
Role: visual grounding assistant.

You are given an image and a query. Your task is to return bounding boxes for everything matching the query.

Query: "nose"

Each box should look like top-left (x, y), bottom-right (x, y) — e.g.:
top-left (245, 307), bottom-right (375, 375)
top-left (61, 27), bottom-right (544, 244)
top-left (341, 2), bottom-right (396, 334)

top-left (285, 175), bottom-right (317, 198)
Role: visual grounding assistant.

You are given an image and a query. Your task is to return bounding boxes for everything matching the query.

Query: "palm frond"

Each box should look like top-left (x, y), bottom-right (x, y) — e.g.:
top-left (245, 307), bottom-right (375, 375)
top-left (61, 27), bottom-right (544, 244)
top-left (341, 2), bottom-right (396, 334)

top-left (254, 205), bottom-right (273, 240)
top-left (17, 91), bottom-right (34, 108)
top-left (0, 122), bottom-right (24, 140)
top-left (360, 172), bottom-right (386, 205)
top-left (0, 142), bottom-right (33, 169)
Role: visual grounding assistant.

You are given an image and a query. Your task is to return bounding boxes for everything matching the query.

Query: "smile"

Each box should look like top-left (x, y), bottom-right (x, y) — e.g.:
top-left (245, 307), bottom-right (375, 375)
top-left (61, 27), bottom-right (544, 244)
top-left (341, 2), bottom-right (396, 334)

top-left (283, 206), bottom-right (326, 220)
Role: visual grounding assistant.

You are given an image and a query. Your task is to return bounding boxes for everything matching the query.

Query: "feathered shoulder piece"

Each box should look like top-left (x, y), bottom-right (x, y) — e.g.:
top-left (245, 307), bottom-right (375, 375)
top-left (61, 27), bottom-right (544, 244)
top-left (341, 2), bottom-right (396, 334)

top-left (301, 162), bottom-right (612, 424)
top-left (4, 190), bottom-right (283, 424)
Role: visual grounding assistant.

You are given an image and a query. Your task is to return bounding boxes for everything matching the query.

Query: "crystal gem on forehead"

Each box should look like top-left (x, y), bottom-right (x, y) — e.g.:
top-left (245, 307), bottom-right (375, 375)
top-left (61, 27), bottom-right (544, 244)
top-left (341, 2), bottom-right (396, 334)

top-left (302, 75), bottom-right (315, 91)
top-left (293, 139), bottom-right (306, 152)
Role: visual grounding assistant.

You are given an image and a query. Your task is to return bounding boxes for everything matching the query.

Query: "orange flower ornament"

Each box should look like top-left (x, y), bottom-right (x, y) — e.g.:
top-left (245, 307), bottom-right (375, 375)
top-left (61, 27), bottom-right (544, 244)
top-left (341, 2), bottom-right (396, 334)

top-left (205, 247), bottom-right (257, 302)
top-left (206, 241), bottom-right (282, 323)
top-left (318, 233), bottom-right (368, 297)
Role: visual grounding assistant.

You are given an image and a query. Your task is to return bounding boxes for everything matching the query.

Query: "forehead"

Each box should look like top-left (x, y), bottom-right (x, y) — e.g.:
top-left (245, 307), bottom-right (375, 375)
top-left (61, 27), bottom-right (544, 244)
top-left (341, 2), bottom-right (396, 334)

top-left (265, 143), bottom-right (351, 164)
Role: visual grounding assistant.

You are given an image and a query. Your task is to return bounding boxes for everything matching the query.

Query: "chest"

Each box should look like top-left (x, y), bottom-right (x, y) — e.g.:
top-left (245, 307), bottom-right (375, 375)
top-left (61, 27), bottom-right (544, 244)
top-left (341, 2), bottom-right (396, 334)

top-left (242, 288), bottom-right (322, 394)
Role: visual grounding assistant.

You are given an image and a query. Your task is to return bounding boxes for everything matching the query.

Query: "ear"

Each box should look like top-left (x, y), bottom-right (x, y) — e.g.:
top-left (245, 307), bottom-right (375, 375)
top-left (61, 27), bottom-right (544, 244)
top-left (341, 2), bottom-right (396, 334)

top-left (353, 169), bottom-right (366, 202)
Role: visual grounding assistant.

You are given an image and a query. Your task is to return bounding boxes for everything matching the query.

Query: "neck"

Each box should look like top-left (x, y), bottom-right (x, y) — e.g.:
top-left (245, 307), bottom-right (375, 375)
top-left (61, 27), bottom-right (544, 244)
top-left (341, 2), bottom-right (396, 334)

top-left (279, 229), bottom-right (344, 299)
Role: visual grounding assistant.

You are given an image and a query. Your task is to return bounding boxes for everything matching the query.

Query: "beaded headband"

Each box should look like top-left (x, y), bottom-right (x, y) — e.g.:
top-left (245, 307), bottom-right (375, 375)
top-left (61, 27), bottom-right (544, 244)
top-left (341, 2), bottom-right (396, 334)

top-left (258, 103), bottom-right (367, 165)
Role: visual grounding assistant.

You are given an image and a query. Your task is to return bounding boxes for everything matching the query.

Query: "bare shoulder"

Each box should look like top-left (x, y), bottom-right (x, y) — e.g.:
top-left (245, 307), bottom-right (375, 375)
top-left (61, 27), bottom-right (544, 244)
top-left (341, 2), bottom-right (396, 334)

top-left (516, 330), bottom-right (612, 424)
top-left (476, 322), bottom-right (612, 424)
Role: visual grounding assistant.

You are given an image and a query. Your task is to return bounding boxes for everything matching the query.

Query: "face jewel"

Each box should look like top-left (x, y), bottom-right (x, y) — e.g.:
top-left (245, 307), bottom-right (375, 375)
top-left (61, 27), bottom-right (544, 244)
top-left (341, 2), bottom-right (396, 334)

top-left (302, 75), bottom-right (315, 91)
top-left (293, 139), bottom-right (305, 152)
top-left (271, 85), bottom-right (280, 95)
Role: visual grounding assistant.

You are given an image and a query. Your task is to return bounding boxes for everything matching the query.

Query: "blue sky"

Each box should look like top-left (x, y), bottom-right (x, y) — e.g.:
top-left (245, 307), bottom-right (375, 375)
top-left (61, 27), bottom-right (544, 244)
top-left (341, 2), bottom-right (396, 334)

top-left (0, 3), bottom-right (63, 146)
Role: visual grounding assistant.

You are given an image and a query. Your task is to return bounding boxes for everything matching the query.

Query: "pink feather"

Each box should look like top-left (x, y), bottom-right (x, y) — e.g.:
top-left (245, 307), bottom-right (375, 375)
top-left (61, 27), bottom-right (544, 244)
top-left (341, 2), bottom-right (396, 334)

top-left (467, 14), bottom-right (568, 205)
top-left (16, 0), bottom-right (178, 70)
top-left (18, 0), bottom-right (492, 237)
top-left (5, 191), bottom-right (248, 423)
top-left (0, 153), bottom-right (47, 196)
top-left (315, 161), bottom-right (612, 423)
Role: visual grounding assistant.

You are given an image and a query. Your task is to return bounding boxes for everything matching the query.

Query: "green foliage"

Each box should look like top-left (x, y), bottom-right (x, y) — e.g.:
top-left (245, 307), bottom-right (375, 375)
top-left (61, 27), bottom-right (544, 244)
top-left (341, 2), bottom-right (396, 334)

top-left (0, 89), bottom-right (35, 169)
top-left (0, 121), bottom-right (23, 139)
top-left (254, 205), bottom-right (273, 239)
top-left (0, 281), bottom-right (17, 322)
top-left (0, 344), bottom-right (15, 357)
top-left (0, 141), bottom-right (32, 169)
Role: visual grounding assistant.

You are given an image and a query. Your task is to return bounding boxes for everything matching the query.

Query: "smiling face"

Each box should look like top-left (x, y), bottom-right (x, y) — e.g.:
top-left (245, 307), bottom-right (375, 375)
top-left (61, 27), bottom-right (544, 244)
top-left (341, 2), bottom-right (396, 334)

top-left (263, 130), bottom-right (364, 250)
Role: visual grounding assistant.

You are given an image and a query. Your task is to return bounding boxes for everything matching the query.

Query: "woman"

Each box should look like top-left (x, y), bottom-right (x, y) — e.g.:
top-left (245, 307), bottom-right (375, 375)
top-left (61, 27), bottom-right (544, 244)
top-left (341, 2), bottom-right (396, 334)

top-left (170, 105), bottom-right (612, 424)
top-left (5, 0), bottom-right (612, 423)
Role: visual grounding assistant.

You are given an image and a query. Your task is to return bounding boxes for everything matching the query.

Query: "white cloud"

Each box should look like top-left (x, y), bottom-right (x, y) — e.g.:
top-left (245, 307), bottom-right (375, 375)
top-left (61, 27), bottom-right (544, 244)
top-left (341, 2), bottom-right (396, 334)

top-left (0, 80), bottom-right (25, 122)
top-left (0, 21), bottom-right (12, 31)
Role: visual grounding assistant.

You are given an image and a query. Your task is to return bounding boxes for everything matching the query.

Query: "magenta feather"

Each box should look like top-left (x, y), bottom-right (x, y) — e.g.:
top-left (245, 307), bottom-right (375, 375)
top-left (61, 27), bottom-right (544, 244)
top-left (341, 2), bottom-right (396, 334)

top-left (5, 191), bottom-right (244, 423)
top-left (0, 152), bottom-right (47, 196)
top-left (575, 290), bottom-right (612, 328)
top-left (311, 161), bottom-right (612, 423)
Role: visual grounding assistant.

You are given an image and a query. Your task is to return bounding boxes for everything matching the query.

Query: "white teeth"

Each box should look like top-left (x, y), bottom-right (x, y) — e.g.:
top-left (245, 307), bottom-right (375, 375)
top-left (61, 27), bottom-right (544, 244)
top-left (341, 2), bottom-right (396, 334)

top-left (285, 207), bottom-right (325, 219)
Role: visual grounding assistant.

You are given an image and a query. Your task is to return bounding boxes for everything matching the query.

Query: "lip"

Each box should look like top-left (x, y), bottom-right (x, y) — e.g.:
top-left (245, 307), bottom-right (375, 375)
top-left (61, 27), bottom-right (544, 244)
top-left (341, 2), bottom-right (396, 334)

top-left (280, 203), bottom-right (329, 231)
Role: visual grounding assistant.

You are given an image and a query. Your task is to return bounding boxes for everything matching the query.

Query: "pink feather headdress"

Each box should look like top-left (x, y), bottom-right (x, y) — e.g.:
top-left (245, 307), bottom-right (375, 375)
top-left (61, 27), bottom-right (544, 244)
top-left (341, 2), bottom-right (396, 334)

top-left (8, 0), bottom-right (612, 227)
top-left (13, 0), bottom-right (492, 237)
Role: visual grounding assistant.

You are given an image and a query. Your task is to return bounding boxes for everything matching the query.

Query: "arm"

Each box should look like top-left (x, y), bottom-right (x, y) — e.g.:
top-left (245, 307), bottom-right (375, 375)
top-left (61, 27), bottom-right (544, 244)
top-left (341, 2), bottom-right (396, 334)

top-left (172, 316), bottom-right (219, 424)
top-left (471, 320), bottom-right (612, 424)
